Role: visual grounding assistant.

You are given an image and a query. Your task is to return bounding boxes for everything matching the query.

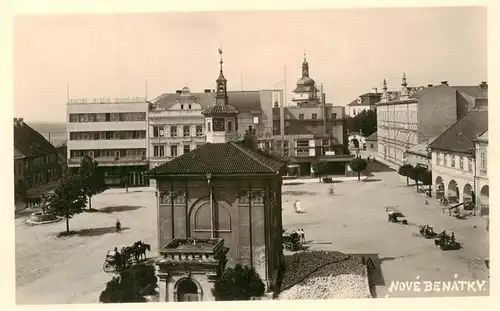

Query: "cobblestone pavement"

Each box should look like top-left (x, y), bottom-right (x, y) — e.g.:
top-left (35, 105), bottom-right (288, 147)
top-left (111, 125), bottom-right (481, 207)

top-left (15, 168), bottom-right (489, 303)
top-left (282, 167), bottom-right (489, 298)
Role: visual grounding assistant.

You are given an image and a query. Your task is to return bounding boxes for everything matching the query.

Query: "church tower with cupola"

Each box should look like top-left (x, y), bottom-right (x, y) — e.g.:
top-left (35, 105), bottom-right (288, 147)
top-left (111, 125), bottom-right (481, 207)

top-left (292, 52), bottom-right (318, 104)
top-left (202, 48), bottom-right (239, 144)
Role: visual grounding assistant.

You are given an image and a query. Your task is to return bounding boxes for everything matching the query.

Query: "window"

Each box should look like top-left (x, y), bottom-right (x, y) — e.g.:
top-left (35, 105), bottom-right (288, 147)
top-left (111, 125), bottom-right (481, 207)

top-left (196, 125), bottom-right (203, 137)
top-left (213, 118), bottom-right (225, 131)
top-left (159, 145), bottom-right (165, 157)
top-left (183, 126), bottom-right (190, 137)
top-left (180, 104), bottom-right (184, 110)
top-left (207, 122), bottom-right (212, 132)
top-left (459, 157), bottom-right (464, 169)
top-left (299, 114), bottom-right (304, 120)
top-left (353, 109), bottom-right (356, 115)
top-left (312, 123), bottom-right (317, 128)
top-left (443, 154), bottom-right (448, 166)
top-left (437, 153), bottom-right (442, 165)
top-left (331, 113), bottom-right (337, 120)
top-left (227, 120), bottom-right (233, 132)
top-left (183, 145), bottom-right (190, 154)
top-left (153, 145), bottom-right (161, 157)
top-left (170, 145), bottom-right (178, 157)
top-left (188, 104), bottom-right (192, 109)
top-left (312, 113), bottom-right (317, 120)
top-left (450, 155), bottom-right (455, 167)
top-left (170, 126), bottom-right (177, 137)
top-left (283, 141), bottom-right (289, 148)
top-left (153, 126), bottom-right (160, 137)
top-left (468, 158), bottom-right (473, 171)
top-left (480, 152), bottom-right (487, 172)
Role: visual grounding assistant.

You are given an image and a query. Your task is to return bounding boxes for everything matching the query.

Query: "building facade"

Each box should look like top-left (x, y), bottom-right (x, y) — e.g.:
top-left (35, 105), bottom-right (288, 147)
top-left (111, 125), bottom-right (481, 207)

top-left (149, 50), bottom-right (284, 301)
top-left (269, 55), bottom-right (351, 176)
top-left (430, 108), bottom-right (488, 216)
top-left (66, 97), bottom-right (149, 187)
top-left (474, 130), bottom-right (489, 216)
top-left (377, 75), bottom-right (486, 167)
top-left (147, 88), bottom-right (278, 177)
top-left (14, 118), bottom-right (62, 209)
top-left (403, 137), bottom-right (437, 169)
top-left (365, 132), bottom-right (377, 152)
top-left (346, 89), bottom-right (381, 117)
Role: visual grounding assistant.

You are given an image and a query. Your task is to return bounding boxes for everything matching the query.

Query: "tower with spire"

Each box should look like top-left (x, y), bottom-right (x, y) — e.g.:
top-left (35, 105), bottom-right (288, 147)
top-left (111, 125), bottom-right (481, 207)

top-left (292, 51), bottom-right (318, 103)
top-left (381, 78), bottom-right (389, 102)
top-left (202, 47), bottom-right (239, 144)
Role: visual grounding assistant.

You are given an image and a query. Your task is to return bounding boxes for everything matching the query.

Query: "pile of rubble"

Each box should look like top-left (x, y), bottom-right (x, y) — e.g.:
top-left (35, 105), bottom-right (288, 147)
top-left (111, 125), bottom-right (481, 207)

top-left (278, 251), bottom-right (371, 300)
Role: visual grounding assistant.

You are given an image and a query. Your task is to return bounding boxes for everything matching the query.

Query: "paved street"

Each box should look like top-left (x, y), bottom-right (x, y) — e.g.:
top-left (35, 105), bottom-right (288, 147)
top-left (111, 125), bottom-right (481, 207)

top-left (15, 163), bottom-right (489, 303)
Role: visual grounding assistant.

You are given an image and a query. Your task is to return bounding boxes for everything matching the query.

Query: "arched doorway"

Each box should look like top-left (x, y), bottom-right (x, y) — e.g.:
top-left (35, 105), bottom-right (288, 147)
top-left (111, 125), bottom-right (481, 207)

top-left (435, 176), bottom-right (445, 199)
top-left (447, 180), bottom-right (459, 204)
top-left (463, 184), bottom-right (473, 203)
top-left (176, 278), bottom-right (201, 302)
top-left (352, 138), bottom-right (359, 149)
top-left (480, 185), bottom-right (489, 215)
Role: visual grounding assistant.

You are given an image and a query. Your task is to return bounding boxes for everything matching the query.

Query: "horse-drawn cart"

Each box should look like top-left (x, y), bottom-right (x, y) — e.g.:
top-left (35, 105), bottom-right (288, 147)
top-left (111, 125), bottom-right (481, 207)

top-left (282, 230), bottom-right (301, 251)
top-left (102, 241), bottom-right (151, 274)
top-left (385, 206), bottom-right (406, 223)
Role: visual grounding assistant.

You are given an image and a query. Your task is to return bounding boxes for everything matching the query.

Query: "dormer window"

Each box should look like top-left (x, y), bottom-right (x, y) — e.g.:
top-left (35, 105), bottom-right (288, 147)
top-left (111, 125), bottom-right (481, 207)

top-left (227, 120), bottom-right (233, 132)
top-left (180, 104), bottom-right (184, 110)
top-left (213, 118), bottom-right (225, 131)
top-left (357, 97), bottom-right (362, 104)
top-left (188, 104), bottom-right (192, 109)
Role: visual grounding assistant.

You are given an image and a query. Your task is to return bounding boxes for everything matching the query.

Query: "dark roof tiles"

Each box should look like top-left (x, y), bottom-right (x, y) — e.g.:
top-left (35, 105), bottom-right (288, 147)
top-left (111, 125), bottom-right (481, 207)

top-left (429, 108), bottom-right (488, 153)
top-left (202, 103), bottom-right (239, 115)
top-left (14, 120), bottom-right (58, 158)
top-left (148, 142), bottom-right (284, 175)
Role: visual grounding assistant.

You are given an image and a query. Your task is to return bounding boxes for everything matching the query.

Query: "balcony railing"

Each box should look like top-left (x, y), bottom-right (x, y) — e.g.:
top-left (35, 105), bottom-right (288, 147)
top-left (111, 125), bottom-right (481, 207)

top-left (69, 156), bottom-right (148, 165)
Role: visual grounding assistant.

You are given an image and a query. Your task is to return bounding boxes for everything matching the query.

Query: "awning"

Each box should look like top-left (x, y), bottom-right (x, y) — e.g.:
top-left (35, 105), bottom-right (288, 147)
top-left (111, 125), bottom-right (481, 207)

top-left (287, 164), bottom-right (300, 168)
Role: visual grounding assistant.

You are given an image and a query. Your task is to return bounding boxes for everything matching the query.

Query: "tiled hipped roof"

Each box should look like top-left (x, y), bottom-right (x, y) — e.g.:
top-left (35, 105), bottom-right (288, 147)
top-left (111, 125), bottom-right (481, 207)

top-left (148, 142), bottom-right (285, 175)
top-left (429, 109), bottom-right (488, 154)
top-left (14, 120), bottom-right (57, 158)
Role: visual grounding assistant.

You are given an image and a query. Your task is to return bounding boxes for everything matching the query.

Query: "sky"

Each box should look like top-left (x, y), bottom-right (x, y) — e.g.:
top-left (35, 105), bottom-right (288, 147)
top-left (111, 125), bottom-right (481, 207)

top-left (13, 7), bottom-right (487, 123)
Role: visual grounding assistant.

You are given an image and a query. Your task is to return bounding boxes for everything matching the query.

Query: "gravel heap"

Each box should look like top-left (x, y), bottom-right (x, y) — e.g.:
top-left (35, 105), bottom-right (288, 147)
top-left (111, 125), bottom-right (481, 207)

top-left (278, 251), bottom-right (371, 300)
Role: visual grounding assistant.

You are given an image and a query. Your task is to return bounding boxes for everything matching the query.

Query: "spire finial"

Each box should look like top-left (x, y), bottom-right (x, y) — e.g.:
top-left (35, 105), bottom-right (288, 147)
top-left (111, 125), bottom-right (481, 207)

top-left (304, 49), bottom-right (307, 61)
top-left (218, 45), bottom-right (223, 72)
top-left (383, 78), bottom-right (387, 91)
top-left (402, 72), bottom-right (408, 87)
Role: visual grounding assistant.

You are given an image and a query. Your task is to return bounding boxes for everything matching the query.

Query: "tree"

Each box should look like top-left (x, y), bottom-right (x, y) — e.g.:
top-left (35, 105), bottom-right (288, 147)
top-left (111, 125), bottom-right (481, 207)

top-left (48, 175), bottom-right (87, 233)
top-left (413, 166), bottom-right (427, 190)
top-left (79, 155), bottom-right (108, 210)
top-left (15, 179), bottom-right (28, 203)
top-left (398, 164), bottom-right (414, 186)
top-left (99, 264), bottom-right (158, 303)
top-left (344, 109), bottom-right (377, 138)
top-left (119, 166), bottom-right (130, 193)
top-left (213, 264), bottom-right (265, 301)
top-left (349, 157), bottom-right (368, 181)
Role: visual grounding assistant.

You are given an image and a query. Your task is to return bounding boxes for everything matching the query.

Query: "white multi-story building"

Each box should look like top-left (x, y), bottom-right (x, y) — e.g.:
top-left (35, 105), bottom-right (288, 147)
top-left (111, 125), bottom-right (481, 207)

top-left (66, 97), bottom-right (149, 187)
top-left (377, 75), bottom-right (487, 166)
top-left (429, 107), bottom-right (488, 215)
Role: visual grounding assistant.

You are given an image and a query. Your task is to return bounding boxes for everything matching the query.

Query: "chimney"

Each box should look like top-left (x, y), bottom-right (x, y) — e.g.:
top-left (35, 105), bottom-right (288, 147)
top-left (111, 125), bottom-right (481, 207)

top-left (372, 88), bottom-right (378, 94)
top-left (19, 118), bottom-right (24, 126)
top-left (212, 89), bottom-right (216, 93)
top-left (243, 129), bottom-right (258, 152)
top-left (427, 84), bottom-right (433, 87)
top-left (480, 81), bottom-right (488, 90)
top-left (204, 89), bottom-right (211, 93)
top-left (441, 81), bottom-right (448, 86)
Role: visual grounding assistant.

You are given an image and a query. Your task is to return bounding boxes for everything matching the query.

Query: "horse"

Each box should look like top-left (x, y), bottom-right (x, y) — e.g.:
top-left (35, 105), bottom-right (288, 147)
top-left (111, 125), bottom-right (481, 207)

top-left (132, 241), bottom-right (151, 261)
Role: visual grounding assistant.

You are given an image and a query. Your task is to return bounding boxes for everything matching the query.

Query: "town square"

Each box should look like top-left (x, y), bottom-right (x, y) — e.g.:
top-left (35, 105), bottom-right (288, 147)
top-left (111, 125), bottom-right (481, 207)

top-left (9, 6), bottom-right (489, 304)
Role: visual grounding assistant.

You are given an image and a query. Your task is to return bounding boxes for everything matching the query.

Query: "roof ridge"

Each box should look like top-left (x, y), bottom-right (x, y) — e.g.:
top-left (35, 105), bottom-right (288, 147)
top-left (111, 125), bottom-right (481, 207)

top-left (229, 142), bottom-right (277, 171)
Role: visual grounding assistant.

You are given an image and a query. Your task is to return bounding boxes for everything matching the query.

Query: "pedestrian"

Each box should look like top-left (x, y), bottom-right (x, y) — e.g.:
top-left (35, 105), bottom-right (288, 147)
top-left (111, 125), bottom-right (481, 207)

top-left (300, 229), bottom-right (305, 243)
top-left (116, 219), bottom-right (121, 233)
top-left (425, 198), bottom-right (429, 205)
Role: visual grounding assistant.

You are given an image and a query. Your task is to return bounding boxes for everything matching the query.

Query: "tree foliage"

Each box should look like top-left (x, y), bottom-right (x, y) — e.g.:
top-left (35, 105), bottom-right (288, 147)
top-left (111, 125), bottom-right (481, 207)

top-left (213, 264), bottom-right (266, 301)
top-left (398, 164), bottom-right (414, 186)
top-left (99, 264), bottom-right (158, 303)
top-left (345, 109), bottom-right (377, 137)
top-left (48, 175), bottom-right (87, 232)
top-left (413, 165), bottom-right (428, 189)
top-left (349, 157), bottom-right (368, 181)
top-left (79, 155), bottom-right (108, 210)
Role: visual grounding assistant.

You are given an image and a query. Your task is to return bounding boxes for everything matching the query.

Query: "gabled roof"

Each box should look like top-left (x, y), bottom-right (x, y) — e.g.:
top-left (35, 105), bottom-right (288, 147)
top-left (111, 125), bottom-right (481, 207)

top-left (347, 92), bottom-right (382, 106)
top-left (406, 136), bottom-right (438, 156)
top-left (148, 142), bottom-right (285, 175)
top-left (429, 108), bottom-right (488, 153)
top-left (365, 132), bottom-right (377, 141)
top-left (150, 91), bottom-right (261, 113)
top-left (452, 85), bottom-right (487, 99)
top-left (14, 120), bottom-right (57, 157)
